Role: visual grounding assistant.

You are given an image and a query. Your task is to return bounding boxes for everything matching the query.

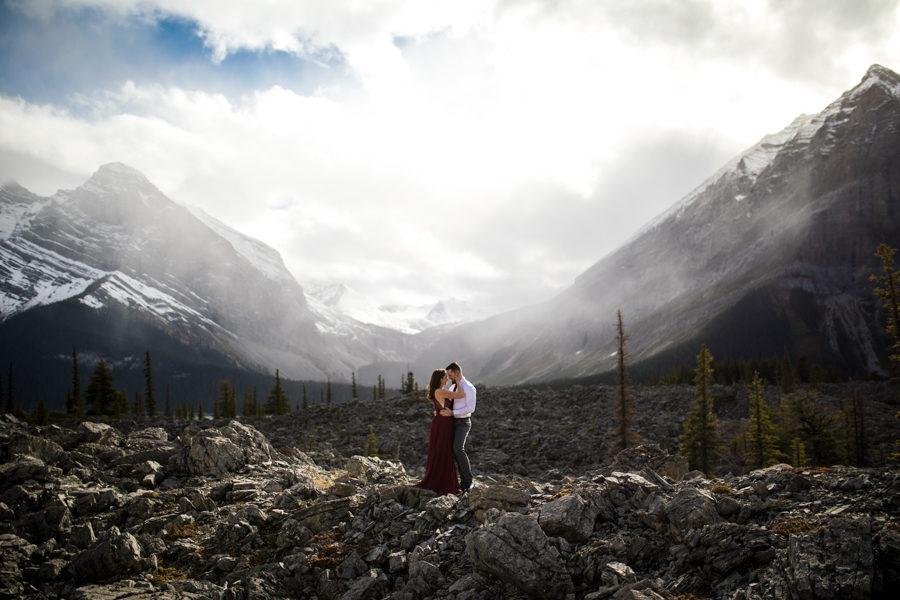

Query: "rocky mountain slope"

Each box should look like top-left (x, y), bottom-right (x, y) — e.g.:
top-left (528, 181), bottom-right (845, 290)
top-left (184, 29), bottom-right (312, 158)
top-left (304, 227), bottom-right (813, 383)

top-left (1, 381), bottom-right (897, 599)
top-left (413, 64), bottom-right (900, 385)
top-left (0, 164), bottom-right (417, 406)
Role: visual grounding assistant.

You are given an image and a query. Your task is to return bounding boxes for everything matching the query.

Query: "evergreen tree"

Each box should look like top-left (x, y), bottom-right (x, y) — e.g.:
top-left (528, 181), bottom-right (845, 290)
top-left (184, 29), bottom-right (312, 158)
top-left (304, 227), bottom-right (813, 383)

top-left (144, 352), bottom-right (156, 417)
top-left (351, 372), bottom-right (358, 400)
top-left (189, 403), bottom-right (195, 420)
top-left (789, 389), bottom-right (838, 465)
top-left (85, 359), bottom-right (116, 415)
top-left (778, 348), bottom-right (796, 393)
top-left (69, 348), bottom-right (84, 417)
top-left (366, 426), bottom-right (378, 456)
top-left (132, 391), bottom-right (144, 418)
top-left (32, 397), bottom-right (49, 426)
top-left (872, 243), bottom-right (900, 374)
top-left (302, 384), bottom-right (308, 409)
top-left (165, 385), bottom-right (172, 419)
top-left (838, 387), bottom-right (868, 467)
top-left (372, 385), bottom-right (377, 402)
top-left (680, 344), bottom-right (720, 474)
top-left (266, 369), bottom-right (291, 415)
top-left (112, 390), bottom-right (129, 418)
top-left (610, 309), bottom-right (641, 456)
top-left (790, 438), bottom-right (808, 467)
top-left (226, 384), bottom-right (237, 418)
top-left (378, 375), bottom-right (385, 399)
top-left (242, 385), bottom-right (255, 416)
top-left (197, 399), bottom-right (204, 420)
top-left (215, 380), bottom-right (234, 419)
top-left (743, 372), bottom-right (782, 469)
top-left (326, 378), bottom-right (332, 404)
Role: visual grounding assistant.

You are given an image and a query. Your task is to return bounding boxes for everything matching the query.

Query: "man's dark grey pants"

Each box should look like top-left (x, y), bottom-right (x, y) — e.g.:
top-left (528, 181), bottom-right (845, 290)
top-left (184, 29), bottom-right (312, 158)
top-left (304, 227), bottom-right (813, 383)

top-left (453, 417), bottom-right (472, 489)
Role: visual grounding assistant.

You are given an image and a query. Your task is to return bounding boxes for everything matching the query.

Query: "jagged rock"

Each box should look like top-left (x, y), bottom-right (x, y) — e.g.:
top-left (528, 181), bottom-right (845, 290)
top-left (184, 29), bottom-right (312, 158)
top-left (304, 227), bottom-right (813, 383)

top-left (172, 420), bottom-right (274, 477)
top-left (611, 445), bottom-right (689, 481)
top-left (664, 487), bottom-right (721, 541)
top-left (295, 496), bottom-right (364, 532)
top-left (17, 503), bottom-right (72, 543)
top-left (343, 455), bottom-right (407, 483)
top-left (7, 432), bottom-right (65, 465)
top-left (135, 460), bottom-right (164, 488)
top-left (466, 511), bottom-right (574, 599)
top-left (468, 484), bottom-right (530, 515)
top-left (77, 422), bottom-right (121, 446)
top-left (601, 561), bottom-right (637, 586)
top-left (537, 492), bottom-right (599, 541)
top-left (0, 455), bottom-right (62, 490)
top-left (341, 569), bottom-right (389, 600)
top-left (772, 516), bottom-right (875, 599)
top-left (68, 527), bottom-right (145, 581)
top-left (69, 581), bottom-right (215, 599)
top-left (0, 534), bottom-right (37, 597)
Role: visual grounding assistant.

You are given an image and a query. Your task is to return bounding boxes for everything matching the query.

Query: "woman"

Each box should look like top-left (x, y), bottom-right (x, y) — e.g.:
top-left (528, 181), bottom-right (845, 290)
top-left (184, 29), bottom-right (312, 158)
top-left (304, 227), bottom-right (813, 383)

top-left (413, 368), bottom-right (466, 495)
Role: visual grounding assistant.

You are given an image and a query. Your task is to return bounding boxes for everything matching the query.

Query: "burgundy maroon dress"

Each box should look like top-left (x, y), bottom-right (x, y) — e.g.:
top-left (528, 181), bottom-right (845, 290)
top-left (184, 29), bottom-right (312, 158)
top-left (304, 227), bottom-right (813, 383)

top-left (413, 397), bottom-right (461, 495)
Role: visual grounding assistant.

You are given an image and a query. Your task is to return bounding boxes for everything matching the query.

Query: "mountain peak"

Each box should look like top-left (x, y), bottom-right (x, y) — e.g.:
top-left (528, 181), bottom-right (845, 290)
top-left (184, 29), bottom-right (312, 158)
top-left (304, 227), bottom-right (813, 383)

top-left (82, 162), bottom-right (158, 195)
top-left (853, 63), bottom-right (900, 100)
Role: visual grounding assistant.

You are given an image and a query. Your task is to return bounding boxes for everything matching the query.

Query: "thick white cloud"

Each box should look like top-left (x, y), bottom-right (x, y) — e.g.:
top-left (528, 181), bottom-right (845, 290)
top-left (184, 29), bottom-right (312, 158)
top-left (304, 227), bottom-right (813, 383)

top-left (2, 0), bottom-right (899, 315)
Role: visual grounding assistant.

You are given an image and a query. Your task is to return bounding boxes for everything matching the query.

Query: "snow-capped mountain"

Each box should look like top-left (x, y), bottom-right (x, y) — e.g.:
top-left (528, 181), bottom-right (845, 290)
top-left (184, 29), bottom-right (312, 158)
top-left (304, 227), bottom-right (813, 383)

top-left (302, 282), bottom-right (483, 334)
top-left (413, 64), bottom-right (900, 384)
top-left (0, 163), bottom-right (417, 402)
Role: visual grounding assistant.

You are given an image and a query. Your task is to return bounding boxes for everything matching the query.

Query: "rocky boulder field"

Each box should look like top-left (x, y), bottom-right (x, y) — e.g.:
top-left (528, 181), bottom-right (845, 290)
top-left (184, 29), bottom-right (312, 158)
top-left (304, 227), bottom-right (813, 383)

top-left (1, 382), bottom-right (898, 600)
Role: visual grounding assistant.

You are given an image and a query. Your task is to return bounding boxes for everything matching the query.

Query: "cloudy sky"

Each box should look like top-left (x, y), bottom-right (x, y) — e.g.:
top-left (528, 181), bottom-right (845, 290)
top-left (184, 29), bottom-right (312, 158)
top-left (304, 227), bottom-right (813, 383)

top-left (1, 0), bottom-right (898, 318)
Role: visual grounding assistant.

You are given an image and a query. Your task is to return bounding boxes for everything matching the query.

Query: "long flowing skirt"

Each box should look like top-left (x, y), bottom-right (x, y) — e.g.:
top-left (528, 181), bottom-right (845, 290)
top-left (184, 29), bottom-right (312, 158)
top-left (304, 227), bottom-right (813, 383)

top-left (413, 415), bottom-right (460, 495)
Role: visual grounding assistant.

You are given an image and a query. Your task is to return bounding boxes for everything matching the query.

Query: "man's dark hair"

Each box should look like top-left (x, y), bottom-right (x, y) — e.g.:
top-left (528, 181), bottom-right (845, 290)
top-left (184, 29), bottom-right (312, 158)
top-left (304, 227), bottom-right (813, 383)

top-left (446, 361), bottom-right (461, 373)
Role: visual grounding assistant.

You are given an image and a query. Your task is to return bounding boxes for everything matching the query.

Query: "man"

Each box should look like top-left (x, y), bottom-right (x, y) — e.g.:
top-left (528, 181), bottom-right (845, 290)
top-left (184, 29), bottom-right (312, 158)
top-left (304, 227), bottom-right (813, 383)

top-left (439, 361), bottom-right (476, 492)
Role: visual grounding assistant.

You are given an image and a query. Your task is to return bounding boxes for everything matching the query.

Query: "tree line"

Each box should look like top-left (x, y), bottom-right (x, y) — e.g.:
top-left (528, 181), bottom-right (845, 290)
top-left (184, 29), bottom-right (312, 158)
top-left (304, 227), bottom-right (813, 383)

top-left (1, 347), bottom-right (410, 424)
top-left (612, 243), bottom-right (900, 474)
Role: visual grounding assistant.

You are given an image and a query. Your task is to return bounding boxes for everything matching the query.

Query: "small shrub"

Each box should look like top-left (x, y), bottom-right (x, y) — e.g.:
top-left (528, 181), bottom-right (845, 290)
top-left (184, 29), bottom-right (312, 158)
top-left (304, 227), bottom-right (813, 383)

top-left (770, 518), bottom-right (818, 536)
top-left (165, 522), bottom-right (200, 539)
top-left (549, 486), bottom-right (574, 501)
top-left (711, 484), bottom-right (733, 495)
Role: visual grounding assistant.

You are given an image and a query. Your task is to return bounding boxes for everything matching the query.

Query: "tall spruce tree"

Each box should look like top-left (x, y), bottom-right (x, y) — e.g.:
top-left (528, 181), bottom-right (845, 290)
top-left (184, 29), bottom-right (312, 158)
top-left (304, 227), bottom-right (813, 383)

top-left (85, 359), bottom-right (116, 415)
top-left (352, 372), bottom-right (358, 400)
top-left (744, 372), bottom-right (782, 469)
top-left (872, 243), bottom-right (900, 374)
top-left (32, 398), bottom-right (49, 426)
top-left (789, 389), bottom-right (838, 465)
top-left (132, 391), bottom-right (145, 418)
top-left (144, 352), bottom-right (156, 417)
top-left (266, 370), bottom-right (291, 415)
top-left (610, 309), bottom-right (640, 456)
top-left (326, 378), bottom-right (332, 404)
top-left (215, 380), bottom-right (233, 419)
top-left (165, 384), bottom-right (172, 419)
top-left (680, 344), bottom-right (720, 474)
top-left (69, 348), bottom-right (84, 417)
top-left (302, 384), bottom-right (308, 409)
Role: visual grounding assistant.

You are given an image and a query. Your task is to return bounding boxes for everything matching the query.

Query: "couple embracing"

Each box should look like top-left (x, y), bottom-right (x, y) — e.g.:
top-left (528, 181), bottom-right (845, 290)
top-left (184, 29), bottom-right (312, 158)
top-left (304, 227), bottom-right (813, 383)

top-left (413, 362), bottom-right (476, 495)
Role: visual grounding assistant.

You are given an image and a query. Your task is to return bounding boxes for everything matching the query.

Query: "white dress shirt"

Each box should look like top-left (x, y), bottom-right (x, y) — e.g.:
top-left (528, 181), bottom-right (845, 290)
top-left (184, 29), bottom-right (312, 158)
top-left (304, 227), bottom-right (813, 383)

top-left (451, 376), bottom-right (476, 418)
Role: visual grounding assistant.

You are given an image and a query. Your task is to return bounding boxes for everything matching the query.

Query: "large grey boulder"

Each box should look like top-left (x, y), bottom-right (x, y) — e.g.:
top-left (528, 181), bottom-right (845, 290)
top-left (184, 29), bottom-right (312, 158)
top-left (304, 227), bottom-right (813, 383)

top-left (344, 455), bottom-right (407, 483)
top-left (7, 432), bottom-right (65, 465)
top-left (466, 511), bottom-right (574, 599)
top-left (778, 516), bottom-right (874, 600)
top-left (664, 487), bottom-right (721, 541)
top-left (172, 421), bottom-right (274, 477)
top-left (68, 526), bottom-right (145, 581)
top-left (537, 492), bottom-right (599, 541)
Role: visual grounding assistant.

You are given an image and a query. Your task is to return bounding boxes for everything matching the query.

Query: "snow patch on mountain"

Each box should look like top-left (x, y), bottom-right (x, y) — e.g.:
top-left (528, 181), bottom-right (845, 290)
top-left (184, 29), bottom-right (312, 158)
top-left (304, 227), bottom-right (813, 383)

top-left (187, 206), bottom-right (295, 286)
top-left (303, 282), bottom-right (481, 334)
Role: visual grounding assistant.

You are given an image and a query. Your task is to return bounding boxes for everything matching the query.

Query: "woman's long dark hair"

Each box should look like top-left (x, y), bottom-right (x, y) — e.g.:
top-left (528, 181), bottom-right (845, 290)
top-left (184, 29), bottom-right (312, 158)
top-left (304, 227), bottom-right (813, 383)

top-left (427, 369), bottom-right (446, 401)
